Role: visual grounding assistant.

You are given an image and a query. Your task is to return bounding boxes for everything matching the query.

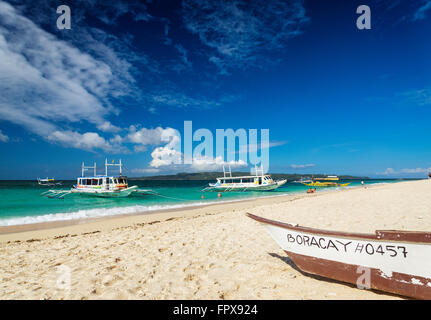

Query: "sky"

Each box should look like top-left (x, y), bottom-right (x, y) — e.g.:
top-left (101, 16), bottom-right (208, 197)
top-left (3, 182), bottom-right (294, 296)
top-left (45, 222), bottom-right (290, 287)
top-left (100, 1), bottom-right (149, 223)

top-left (0, 0), bottom-right (430, 179)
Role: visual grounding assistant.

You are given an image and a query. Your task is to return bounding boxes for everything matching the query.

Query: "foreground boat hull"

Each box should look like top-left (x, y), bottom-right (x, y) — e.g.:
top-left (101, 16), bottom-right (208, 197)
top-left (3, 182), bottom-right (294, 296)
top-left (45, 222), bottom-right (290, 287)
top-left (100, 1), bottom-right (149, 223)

top-left (287, 251), bottom-right (431, 299)
top-left (247, 213), bottom-right (431, 299)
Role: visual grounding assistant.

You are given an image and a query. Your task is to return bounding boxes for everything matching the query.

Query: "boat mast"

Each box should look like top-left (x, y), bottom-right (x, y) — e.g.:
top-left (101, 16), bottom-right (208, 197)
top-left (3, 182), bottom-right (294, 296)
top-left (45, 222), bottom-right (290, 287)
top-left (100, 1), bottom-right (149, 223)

top-left (254, 164), bottom-right (264, 177)
top-left (223, 165), bottom-right (232, 178)
top-left (105, 159), bottom-right (123, 176)
top-left (81, 162), bottom-right (97, 177)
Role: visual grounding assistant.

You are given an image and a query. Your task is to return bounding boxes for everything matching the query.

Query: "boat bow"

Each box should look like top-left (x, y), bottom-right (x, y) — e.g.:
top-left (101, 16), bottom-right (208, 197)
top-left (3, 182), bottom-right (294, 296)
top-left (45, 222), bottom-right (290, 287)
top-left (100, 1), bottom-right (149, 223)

top-left (247, 213), bottom-right (431, 299)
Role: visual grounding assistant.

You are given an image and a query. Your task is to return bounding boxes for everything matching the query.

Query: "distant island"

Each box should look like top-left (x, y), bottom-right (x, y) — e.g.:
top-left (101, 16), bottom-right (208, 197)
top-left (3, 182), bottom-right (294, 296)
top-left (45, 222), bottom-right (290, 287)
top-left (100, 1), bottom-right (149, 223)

top-left (132, 172), bottom-right (370, 181)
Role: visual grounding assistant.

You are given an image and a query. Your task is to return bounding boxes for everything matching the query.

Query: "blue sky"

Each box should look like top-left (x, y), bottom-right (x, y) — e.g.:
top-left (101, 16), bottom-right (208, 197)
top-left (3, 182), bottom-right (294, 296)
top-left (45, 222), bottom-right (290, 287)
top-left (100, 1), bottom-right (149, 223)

top-left (0, 0), bottom-right (430, 179)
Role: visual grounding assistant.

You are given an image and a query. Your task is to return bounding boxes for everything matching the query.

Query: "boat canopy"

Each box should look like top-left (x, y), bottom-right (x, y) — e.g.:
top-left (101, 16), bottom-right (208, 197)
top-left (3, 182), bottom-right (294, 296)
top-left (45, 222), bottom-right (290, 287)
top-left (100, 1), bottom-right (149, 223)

top-left (77, 175), bottom-right (127, 185)
top-left (314, 176), bottom-right (339, 181)
top-left (217, 174), bottom-right (272, 180)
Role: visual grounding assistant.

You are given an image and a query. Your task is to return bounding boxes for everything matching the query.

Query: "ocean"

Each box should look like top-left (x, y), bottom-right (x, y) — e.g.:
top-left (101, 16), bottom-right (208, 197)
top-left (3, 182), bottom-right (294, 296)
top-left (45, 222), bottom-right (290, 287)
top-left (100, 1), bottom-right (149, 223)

top-left (0, 179), bottom-right (401, 226)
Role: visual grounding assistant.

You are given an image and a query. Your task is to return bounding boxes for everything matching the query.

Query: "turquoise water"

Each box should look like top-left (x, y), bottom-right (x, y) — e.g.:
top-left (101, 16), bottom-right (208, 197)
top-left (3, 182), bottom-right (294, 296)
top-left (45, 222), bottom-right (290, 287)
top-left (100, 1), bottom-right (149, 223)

top-left (0, 179), bottom-right (400, 226)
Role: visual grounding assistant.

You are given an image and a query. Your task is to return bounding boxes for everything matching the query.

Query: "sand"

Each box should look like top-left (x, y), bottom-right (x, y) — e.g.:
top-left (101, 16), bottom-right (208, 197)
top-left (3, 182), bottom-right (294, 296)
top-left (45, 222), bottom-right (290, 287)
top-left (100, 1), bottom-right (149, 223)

top-left (0, 179), bottom-right (430, 300)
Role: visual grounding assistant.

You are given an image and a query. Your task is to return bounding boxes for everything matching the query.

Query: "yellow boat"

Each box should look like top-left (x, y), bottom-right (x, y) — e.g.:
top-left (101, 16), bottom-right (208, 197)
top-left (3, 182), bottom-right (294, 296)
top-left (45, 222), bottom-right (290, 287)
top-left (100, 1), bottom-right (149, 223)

top-left (301, 175), bottom-right (350, 187)
top-left (313, 175), bottom-right (339, 181)
top-left (302, 181), bottom-right (350, 187)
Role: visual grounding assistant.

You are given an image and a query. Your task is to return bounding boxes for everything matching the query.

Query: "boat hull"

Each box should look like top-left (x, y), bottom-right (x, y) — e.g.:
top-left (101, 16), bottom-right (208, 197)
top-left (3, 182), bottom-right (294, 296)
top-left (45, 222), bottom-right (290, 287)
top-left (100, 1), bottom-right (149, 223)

top-left (38, 183), bottom-right (62, 187)
top-left (302, 182), bottom-right (350, 187)
top-left (71, 186), bottom-right (138, 198)
top-left (204, 179), bottom-right (287, 192)
top-left (204, 183), bottom-right (280, 192)
top-left (286, 251), bottom-right (431, 299)
top-left (276, 179), bottom-right (287, 187)
top-left (247, 213), bottom-right (431, 299)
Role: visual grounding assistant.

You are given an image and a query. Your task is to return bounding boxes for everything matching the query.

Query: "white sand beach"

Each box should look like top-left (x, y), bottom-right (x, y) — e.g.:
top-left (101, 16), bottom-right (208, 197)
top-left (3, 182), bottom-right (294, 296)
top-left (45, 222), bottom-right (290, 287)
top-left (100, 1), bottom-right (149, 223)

top-left (1, 179), bottom-right (430, 300)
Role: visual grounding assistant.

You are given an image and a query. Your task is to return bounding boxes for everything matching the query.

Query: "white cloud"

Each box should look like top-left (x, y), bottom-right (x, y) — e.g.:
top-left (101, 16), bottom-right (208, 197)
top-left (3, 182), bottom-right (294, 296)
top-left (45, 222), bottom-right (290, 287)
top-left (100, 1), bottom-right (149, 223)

top-left (183, 0), bottom-right (309, 72)
top-left (133, 145), bottom-right (148, 153)
top-left (127, 126), bottom-right (184, 158)
top-left (0, 1), bottom-right (122, 141)
top-left (150, 147), bottom-right (183, 168)
top-left (399, 87), bottom-right (431, 106)
top-left (142, 128), bottom-right (248, 170)
top-left (109, 134), bottom-right (123, 145)
top-left (47, 130), bottom-right (116, 152)
top-left (135, 155), bottom-right (248, 174)
top-left (382, 168), bottom-right (396, 175)
top-left (290, 163), bottom-right (315, 169)
top-left (380, 167), bottom-right (431, 175)
top-left (191, 156), bottom-right (247, 171)
top-left (151, 93), bottom-right (221, 109)
top-left (97, 121), bottom-right (121, 133)
top-left (171, 44), bottom-right (192, 72)
top-left (0, 1), bottom-right (167, 152)
top-left (413, 1), bottom-right (431, 21)
top-left (0, 1), bottom-right (247, 152)
top-left (400, 167), bottom-right (431, 174)
top-left (267, 140), bottom-right (288, 148)
top-left (127, 126), bottom-right (166, 146)
top-left (149, 128), bottom-right (183, 168)
top-left (0, 130), bottom-right (9, 142)
top-left (379, 1), bottom-right (431, 23)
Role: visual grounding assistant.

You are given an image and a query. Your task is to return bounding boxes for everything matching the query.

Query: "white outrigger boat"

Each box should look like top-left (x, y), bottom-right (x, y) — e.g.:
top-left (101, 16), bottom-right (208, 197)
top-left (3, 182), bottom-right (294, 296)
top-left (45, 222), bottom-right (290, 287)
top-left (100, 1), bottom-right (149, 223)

top-left (293, 177), bottom-right (312, 183)
top-left (42, 160), bottom-right (150, 199)
top-left (37, 177), bottom-right (62, 186)
top-left (203, 165), bottom-right (287, 192)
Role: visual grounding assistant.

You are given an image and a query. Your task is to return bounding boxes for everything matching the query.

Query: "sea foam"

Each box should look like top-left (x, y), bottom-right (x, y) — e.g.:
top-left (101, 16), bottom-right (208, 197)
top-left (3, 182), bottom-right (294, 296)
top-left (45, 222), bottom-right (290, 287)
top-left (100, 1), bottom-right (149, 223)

top-left (0, 202), bottom-right (209, 226)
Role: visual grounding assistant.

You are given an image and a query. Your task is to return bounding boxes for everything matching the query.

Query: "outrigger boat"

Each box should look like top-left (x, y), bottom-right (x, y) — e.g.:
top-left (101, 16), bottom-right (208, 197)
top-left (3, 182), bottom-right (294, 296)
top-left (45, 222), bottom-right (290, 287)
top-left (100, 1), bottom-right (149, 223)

top-left (293, 177), bottom-right (312, 183)
top-left (203, 165), bottom-right (287, 192)
top-left (247, 213), bottom-right (431, 299)
top-left (37, 177), bottom-right (61, 186)
top-left (42, 160), bottom-right (151, 199)
top-left (302, 175), bottom-right (350, 187)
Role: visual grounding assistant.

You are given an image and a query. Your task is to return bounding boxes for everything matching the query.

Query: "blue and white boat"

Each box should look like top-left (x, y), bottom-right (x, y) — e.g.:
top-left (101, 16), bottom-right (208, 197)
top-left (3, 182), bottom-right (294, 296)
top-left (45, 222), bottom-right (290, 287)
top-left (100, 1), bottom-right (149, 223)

top-left (42, 160), bottom-right (144, 198)
top-left (203, 165), bottom-right (287, 192)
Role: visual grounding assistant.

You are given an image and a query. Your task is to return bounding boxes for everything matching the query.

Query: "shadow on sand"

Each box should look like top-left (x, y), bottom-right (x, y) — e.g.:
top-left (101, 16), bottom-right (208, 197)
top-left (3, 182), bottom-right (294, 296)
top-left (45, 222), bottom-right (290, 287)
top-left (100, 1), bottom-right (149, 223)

top-left (268, 252), bottom-right (406, 299)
